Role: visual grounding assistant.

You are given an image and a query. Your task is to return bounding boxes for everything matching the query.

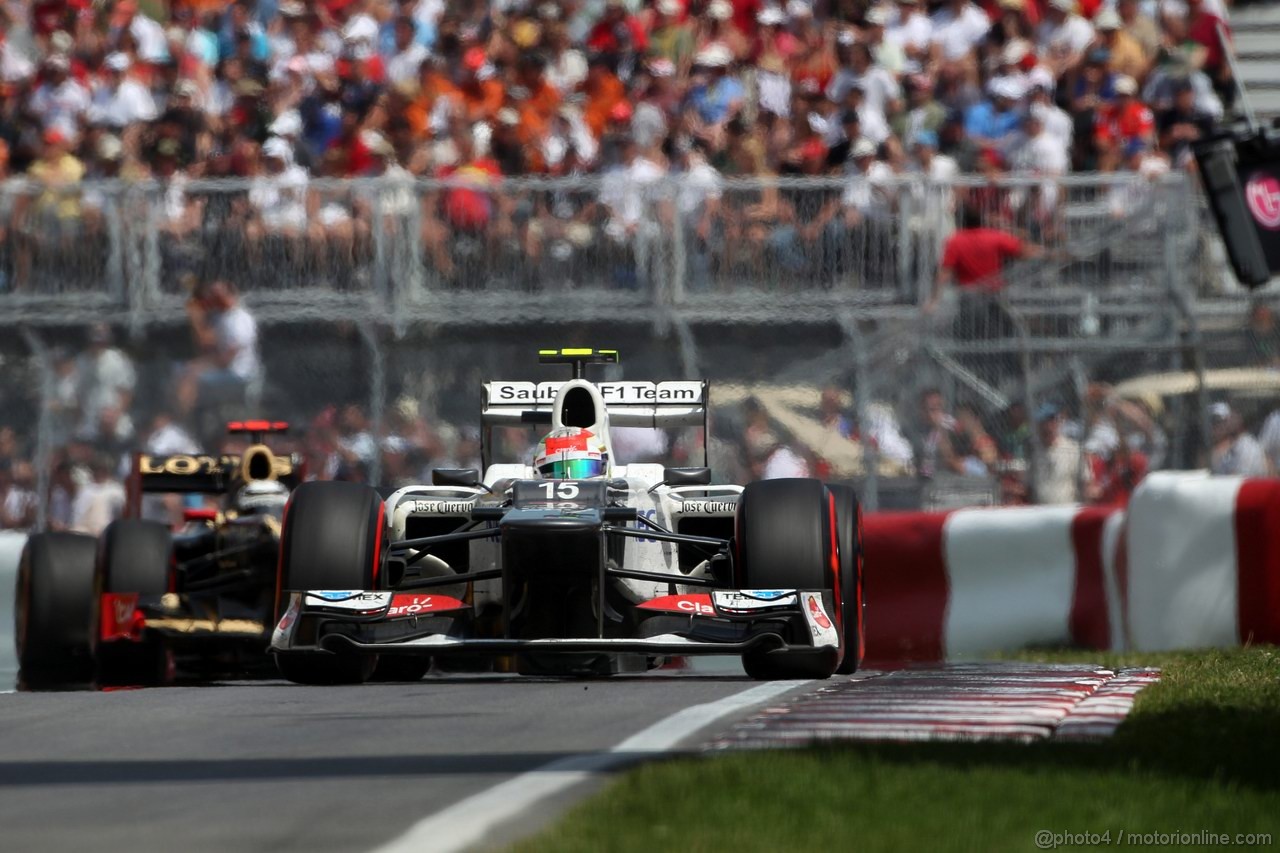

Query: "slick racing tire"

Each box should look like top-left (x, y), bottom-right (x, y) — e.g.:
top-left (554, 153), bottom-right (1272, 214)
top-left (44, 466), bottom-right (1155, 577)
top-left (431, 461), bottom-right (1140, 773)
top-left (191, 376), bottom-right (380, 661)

top-left (735, 478), bottom-right (841, 681)
top-left (15, 532), bottom-right (98, 688)
top-left (275, 481), bottom-right (384, 686)
top-left (827, 484), bottom-right (865, 675)
top-left (96, 520), bottom-right (174, 688)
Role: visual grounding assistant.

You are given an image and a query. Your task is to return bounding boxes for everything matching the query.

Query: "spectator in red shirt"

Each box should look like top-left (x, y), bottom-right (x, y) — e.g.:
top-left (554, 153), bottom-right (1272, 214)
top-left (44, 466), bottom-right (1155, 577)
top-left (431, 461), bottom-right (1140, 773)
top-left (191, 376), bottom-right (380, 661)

top-left (925, 205), bottom-right (1046, 338)
top-left (587, 0), bottom-right (649, 58)
top-left (1094, 73), bottom-right (1154, 170)
top-left (1089, 435), bottom-right (1149, 505)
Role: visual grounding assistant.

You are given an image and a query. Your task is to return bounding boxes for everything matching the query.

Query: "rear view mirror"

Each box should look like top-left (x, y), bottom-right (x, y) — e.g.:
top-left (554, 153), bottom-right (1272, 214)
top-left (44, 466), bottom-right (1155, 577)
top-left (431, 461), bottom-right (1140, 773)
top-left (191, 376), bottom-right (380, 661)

top-left (432, 468), bottom-right (482, 488)
top-left (663, 467), bottom-right (712, 487)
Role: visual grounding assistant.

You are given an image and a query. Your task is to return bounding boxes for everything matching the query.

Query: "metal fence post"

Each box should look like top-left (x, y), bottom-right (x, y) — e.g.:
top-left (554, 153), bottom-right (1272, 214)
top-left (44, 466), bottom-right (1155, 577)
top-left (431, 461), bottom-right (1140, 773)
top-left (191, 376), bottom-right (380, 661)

top-left (19, 329), bottom-right (54, 532)
top-left (371, 185), bottom-right (390, 313)
top-left (1162, 175), bottom-right (1211, 468)
top-left (897, 179), bottom-right (914, 305)
top-left (139, 182), bottom-right (163, 322)
top-left (666, 178), bottom-right (684, 307)
top-left (359, 321), bottom-right (386, 488)
top-left (849, 323), bottom-right (879, 512)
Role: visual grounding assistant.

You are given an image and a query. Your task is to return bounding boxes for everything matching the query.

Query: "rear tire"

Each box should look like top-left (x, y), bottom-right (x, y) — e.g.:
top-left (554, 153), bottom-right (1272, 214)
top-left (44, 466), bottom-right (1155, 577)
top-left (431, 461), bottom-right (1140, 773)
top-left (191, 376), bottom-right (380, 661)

top-left (96, 520), bottom-right (174, 687)
top-left (275, 481), bottom-right (384, 685)
top-left (735, 479), bottom-right (840, 681)
top-left (16, 532), bottom-right (98, 688)
top-left (827, 484), bottom-right (864, 675)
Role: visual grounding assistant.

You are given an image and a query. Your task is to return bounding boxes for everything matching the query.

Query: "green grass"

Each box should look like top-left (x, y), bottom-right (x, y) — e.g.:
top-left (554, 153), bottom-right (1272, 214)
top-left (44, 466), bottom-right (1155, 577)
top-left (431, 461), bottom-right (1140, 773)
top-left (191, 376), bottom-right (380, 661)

top-left (513, 648), bottom-right (1280, 853)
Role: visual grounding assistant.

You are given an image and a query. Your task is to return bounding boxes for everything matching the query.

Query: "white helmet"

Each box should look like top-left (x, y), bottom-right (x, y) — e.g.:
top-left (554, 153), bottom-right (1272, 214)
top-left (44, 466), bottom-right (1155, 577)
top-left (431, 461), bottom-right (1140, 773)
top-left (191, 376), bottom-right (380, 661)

top-left (533, 427), bottom-right (609, 479)
top-left (234, 479), bottom-right (289, 514)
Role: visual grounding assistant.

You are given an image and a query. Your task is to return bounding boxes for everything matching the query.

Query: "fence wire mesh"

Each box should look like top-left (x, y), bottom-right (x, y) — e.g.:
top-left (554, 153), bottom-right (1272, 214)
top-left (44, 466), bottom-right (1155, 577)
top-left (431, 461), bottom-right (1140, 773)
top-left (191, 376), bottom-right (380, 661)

top-left (0, 172), bottom-right (1269, 533)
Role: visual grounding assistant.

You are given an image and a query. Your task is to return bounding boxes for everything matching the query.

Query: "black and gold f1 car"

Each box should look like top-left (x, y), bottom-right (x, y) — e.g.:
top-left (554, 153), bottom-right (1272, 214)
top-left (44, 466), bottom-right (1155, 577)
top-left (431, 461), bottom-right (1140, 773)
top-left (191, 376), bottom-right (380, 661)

top-left (15, 421), bottom-right (300, 688)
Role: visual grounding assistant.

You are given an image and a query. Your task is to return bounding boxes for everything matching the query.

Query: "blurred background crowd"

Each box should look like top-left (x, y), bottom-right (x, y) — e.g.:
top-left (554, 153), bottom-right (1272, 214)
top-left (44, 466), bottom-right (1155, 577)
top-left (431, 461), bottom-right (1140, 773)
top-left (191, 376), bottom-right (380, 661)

top-left (0, 0), bottom-right (1239, 295)
top-left (0, 0), bottom-right (1232, 184)
top-left (0, 0), bottom-right (1266, 533)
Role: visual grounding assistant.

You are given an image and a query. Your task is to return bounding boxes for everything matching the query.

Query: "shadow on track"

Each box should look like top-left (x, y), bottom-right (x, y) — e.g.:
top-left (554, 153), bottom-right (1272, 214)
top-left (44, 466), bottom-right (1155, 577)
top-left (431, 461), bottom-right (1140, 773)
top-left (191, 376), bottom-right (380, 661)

top-left (0, 750), bottom-right (691, 787)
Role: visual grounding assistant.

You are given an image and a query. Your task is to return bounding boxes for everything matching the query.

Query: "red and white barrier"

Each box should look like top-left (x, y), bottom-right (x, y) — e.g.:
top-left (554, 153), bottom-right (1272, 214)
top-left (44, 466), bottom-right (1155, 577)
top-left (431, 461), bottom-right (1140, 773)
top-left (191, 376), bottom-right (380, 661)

top-left (862, 506), bottom-right (1123, 661)
top-left (0, 531), bottom-right (27, 688)
top-left (862, 471), bottom-right (1280, 660)
top-left (1123, 471), bottom-right (1280, 650)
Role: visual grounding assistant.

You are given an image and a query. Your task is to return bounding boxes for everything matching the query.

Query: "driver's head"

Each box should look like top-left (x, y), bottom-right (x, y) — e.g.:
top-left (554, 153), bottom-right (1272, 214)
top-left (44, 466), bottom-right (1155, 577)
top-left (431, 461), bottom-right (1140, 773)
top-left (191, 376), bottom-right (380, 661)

top-left (234, 479), bottom-right (289, 514)
top-left (533, 427), bottom-right (608, 479)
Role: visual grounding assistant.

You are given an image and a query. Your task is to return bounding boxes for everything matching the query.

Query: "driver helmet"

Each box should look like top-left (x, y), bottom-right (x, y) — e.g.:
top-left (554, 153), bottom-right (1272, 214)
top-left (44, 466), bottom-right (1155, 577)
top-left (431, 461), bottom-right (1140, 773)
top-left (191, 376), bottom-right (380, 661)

top-left (533, 427), bottom-right (609, 479)
top-left (234, 479), bottom-right (290, 514)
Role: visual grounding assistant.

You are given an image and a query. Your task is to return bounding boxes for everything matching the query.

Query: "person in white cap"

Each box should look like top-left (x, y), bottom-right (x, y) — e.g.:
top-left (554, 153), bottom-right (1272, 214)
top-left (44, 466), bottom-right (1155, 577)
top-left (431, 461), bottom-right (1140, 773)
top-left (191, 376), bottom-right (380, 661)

top-left (688, 43), bottom-right (744, 136)
top-left (1036, 0), bottom-right (1094, 77)
top-left (841, 137), bottom-right (895, 226)
top-left (247, 136), bottom-right (314, 252)
top-left (1093, 7), bottom-right (1149, 81)
top-left (696, 0), bottom-right (749, 63)
top-left (1210, 403), bottom-right (1268, 477)
top-left (27, 53), bottom-right (90, 140)
top-left (964, 77), bottom-right (1023, 152)
top-left (1010, 101), bottom-right (1069, 226)
top-left (886, 0), bottom-right (933, 61)
top-left (930, 0), bottom-right (991, 62)
top-left (862, 6), bottom-right (906, 75)
top-left (988, 39), bottom-right (1031, 102)
top-left (1027, 80), bottom-right (1073, 154)
top-left (89, 52), bottom-right (158, 129)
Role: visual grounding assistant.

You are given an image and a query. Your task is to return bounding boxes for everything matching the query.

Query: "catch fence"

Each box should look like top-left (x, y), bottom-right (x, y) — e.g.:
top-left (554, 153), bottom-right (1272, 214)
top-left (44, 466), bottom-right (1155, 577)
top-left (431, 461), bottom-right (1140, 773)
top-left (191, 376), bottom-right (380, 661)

top-left (0, 171), bottom-right (1260, 529)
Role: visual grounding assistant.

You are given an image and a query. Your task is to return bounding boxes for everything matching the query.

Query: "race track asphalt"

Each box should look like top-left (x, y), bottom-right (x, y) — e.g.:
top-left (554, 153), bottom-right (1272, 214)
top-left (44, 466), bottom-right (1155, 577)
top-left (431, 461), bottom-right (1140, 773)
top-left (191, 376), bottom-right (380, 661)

top-left (0, 662), bottom-right (777, 853)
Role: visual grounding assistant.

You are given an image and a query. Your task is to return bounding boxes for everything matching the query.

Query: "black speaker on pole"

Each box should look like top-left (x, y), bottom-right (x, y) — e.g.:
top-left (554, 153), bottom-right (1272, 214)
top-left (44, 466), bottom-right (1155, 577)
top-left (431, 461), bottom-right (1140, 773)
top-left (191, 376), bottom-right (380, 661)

top-left (1194, 130), bottom-right (1280, 288)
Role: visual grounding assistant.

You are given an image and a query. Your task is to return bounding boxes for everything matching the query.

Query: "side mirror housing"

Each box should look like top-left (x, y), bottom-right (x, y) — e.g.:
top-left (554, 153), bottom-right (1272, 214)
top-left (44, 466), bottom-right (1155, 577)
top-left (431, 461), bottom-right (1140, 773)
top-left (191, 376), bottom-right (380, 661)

top-left (432, 468), bottom-right (482, 488)
top-left (663, 467), bottom-right (712, 487)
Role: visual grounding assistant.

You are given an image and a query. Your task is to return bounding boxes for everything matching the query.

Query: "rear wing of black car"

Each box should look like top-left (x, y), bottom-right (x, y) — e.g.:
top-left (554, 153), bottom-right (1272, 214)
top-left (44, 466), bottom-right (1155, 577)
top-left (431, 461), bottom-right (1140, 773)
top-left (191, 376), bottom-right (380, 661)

top-left (125, 450), bottom-right (304, 516)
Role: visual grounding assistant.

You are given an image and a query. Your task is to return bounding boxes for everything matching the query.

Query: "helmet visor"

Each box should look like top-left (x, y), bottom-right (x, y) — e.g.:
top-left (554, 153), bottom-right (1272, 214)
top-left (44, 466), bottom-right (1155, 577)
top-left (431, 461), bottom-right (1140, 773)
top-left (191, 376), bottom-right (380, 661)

top-left (538, 457), bottom-right (606, 479)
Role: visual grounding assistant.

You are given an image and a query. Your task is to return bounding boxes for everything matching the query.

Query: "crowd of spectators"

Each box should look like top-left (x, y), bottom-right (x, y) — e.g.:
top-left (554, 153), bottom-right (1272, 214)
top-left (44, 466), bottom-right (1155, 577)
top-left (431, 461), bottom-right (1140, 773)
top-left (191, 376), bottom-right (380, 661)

top-left (0, 0), bottom-right (1236, 292)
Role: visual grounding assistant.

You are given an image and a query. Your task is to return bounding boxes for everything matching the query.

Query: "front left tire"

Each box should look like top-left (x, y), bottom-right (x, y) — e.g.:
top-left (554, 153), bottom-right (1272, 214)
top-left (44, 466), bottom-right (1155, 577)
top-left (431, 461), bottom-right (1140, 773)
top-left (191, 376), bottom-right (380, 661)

top-left (735, 478), bottom-right (842, 680)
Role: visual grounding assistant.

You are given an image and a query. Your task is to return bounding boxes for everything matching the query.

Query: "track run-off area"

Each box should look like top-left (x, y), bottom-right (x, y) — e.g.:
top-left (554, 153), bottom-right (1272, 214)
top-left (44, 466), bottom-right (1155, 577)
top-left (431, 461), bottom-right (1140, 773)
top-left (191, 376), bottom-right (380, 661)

top-left (0, 660), bottom-right (1154, 853)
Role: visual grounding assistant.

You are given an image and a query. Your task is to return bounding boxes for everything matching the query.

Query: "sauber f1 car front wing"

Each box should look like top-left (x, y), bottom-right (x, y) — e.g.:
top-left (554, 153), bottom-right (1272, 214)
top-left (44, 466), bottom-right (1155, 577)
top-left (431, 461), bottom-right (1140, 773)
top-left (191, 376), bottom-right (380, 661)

top-left (270, 588), bottom-right (841, 662)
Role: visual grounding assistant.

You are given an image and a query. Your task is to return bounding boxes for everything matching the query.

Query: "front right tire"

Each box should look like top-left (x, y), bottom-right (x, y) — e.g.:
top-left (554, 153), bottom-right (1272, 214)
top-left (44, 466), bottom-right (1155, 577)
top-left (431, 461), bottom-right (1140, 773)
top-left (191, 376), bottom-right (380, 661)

top-left (275, 481), bottom-right (385, 685)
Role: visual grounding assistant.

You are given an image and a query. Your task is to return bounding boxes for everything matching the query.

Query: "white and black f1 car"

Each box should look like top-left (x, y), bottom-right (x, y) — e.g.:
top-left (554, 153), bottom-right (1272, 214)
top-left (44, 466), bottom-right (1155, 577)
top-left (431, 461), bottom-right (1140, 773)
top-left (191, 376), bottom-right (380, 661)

top-left (271, 349), bottom-right (864, 684)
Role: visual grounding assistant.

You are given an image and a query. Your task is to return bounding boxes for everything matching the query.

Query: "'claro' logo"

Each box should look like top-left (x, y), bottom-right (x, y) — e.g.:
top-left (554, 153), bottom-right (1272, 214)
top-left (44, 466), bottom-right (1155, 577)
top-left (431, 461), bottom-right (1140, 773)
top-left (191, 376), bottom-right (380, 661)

top-left (140, 454), bottom-right (293, 477)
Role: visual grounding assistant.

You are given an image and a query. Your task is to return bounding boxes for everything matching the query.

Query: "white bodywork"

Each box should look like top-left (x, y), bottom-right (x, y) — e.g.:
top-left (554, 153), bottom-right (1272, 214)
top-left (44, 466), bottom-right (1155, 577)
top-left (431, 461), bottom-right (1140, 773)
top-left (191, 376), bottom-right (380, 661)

top-left (382, 377), bottom-right (739, 607)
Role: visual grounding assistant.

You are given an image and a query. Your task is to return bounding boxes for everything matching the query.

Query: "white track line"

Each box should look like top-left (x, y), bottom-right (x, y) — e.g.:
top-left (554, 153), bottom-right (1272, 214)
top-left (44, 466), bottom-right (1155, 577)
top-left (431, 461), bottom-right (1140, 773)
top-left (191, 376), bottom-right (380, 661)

top-left (368, 680), bottom-right (811, 853)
